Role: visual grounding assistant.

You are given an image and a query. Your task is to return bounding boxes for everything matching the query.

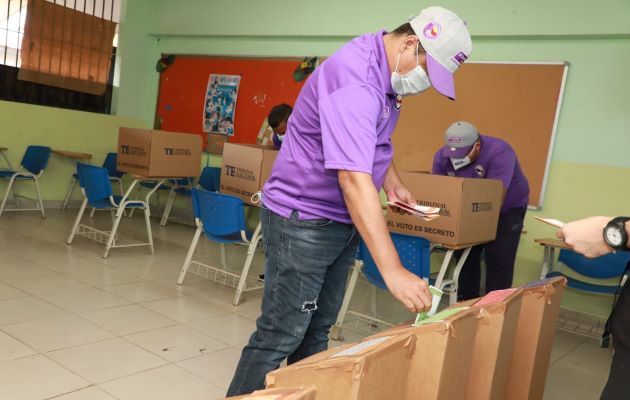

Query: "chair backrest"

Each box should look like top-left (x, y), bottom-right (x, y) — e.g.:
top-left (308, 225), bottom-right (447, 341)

top-left (198, 166), bottom-right (221, 192)
top-left (76, 163), bottom-right (113, 205)
top-left (102, 153), bottom-right (124, 178)
top-left (168, 177), bottom-right (193, 187)
top-left (191, 188), bottom-right (246, 238)
top-left (21, 145), bottom-right (51, 174)
top-left (558, 249), bottom-right (630, 279)
top-left (359, 232), bottom-right (432, 290)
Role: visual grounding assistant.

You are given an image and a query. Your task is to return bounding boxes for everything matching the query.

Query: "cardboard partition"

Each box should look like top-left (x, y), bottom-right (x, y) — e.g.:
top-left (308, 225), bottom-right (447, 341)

top-left (386, 172), bottom-right (503, 246)
top-left (117, 127), bottom-right (202, 177)
top-left (503, 277), bottom-right (567, 400)
top-left (266, 334), bottom-right (415, 400)
top-left (366, 307), bottom-right (478, 400)
top-left (464, 288), bottom-right (523, 400)
top-left (226, 386), bottom-right (317, 400)
top-left (220, 143), bottom-right (278, 205)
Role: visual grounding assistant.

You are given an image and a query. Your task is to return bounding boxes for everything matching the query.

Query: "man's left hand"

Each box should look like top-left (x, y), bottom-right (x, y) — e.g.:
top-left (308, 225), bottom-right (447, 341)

top-left (386, 185), bottom-right (416, 215)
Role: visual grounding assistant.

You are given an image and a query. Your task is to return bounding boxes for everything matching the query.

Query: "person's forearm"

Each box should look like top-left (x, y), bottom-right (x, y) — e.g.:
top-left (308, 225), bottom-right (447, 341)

top-left (339, 170), bottom-right (403, 277)
top-left (382, 162), bottom-right (403, 194)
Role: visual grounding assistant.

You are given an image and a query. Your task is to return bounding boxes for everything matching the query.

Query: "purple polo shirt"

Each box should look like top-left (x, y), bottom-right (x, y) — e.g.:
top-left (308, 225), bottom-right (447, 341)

top-left (431, 135), bottom-right (530, 213)
top-left (262, 30), bottom-right (400, 224)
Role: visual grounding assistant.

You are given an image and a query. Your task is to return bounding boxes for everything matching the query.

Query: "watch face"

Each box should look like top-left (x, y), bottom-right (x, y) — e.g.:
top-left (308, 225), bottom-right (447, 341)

top-left (606, 227), bottom-right (624, 246)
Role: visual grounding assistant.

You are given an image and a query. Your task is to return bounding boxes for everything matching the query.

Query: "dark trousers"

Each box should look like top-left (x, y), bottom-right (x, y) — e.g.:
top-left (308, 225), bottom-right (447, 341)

top-left (601, 281), bottom-right (630, 399)
top-left (458, 207), bottom-right (526, 300)
top-left (226, 206), bottom-right (359, 396)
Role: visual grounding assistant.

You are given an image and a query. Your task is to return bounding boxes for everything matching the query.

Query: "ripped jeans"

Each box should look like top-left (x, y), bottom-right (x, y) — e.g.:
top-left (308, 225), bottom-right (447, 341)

top-left (227, 206), bottom-right (359, 396)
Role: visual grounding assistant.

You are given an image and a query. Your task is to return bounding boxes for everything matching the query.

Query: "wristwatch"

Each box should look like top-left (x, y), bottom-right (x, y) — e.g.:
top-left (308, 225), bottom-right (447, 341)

top-left (603, 217), bottom-right (630, 250)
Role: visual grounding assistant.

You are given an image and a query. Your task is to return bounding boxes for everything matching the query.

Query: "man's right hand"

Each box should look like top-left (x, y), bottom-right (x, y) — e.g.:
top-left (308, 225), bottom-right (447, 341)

top-left (382, 267), bottom-right (432, 313)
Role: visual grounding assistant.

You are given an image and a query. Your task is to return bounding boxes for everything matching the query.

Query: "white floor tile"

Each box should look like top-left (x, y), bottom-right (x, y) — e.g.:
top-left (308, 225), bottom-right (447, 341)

top-left (99, 364), bottom-right (226, 400)
top-left (35, 287), bottom-right (132, 312)
top-left (2, 314), bottom-right (114, 352)
top-left (102, 281), bottom-right (182, 303)
top-left (141, 296), bottom-right (228, 323)
top-left (0, 260), bottom-right (56, 279)
top-left (0, 354), bottom-right (88, 400)
top-left (176, 346), bottom-right (242, 390)
top-left (67, 266), bottom-right (143, 287)
top-left (186, 313), bottom-right (256, 346)
top-left (0, 296), bottom-right (67, 326)
top-left (0, 330), bottom-right (37, 363)
top-left (47, 338), bottom-right (168, 384)
top-left (80, 304), bottom-right (179, 336)
top-left (0, 281), bottom-right (28, 300)
top-left (49, 386), bottom-right (118, 400)
top-left (124, 324), bottom-right (230, 362)
top-left (2, 273), bottom-right (90, 296)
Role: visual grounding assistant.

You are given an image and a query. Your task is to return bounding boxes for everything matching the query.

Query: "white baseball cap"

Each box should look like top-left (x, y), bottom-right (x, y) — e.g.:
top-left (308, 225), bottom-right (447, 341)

top-left (409, 6), bottom-right (472, 100)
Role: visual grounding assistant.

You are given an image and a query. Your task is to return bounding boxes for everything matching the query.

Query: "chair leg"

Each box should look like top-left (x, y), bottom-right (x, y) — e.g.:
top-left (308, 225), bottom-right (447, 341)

top-left (0, 177), bottom-right (15, 218)
top-left (89, 207), bottom-right (96, 218)
top-left (144, 206), bottom-right (155, 254)
top-left (104, 208), bottom-right (125, 258)
top-left (33, 178), bottom-right (45, 218)
top-left (160, 189), bottom-right (176, 226)
top-left (67, 198), bottom-right (88, 244)
top-left (127, 186), bottom-right (142, 218)
top-left (178, 227), bottom-right (203, 285)
top-left (61, 177), bottom-right (76, 210)
top-left (330, 260), bottom-right (362, 340)
top-left (220, 244), bottom-right (227, 269)
top-left (233, 223), bottom-right (262, 306)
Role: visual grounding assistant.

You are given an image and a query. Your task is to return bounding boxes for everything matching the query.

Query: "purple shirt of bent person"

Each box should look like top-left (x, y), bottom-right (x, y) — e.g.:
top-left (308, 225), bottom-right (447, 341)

top-left (263, 30), bottom-right (401, 224)
top-left (431, 135), bottom-right (530, 213)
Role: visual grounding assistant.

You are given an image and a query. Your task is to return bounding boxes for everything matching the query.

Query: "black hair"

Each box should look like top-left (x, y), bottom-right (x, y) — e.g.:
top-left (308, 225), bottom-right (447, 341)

top-left (268, 103), bottom-right (293, 128)
top-left (391, 23), bottom-right (426, 53)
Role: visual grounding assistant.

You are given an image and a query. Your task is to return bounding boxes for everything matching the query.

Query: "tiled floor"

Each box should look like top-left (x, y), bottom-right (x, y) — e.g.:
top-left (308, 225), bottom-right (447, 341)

top-left (0, 209), bottom-right (613, 399)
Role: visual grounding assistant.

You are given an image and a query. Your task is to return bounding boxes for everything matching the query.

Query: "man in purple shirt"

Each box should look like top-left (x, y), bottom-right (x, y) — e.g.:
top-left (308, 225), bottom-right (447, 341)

top-left (227, 6), bottom-right (472, 396)
top-left (432, 121), bottom-right (530, 300)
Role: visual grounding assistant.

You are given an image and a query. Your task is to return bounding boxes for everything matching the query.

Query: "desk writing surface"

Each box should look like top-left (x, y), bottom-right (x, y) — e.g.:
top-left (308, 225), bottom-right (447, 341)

top-left (534, 238), bottom-right (570, 249)
top-left (0, 147), bottom-right (7, 151)
top-left (52, 149), bottom-right (93, 160)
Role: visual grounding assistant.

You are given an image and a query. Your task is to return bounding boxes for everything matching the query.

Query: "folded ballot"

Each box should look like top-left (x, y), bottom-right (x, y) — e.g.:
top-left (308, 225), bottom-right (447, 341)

top-left (386, 201), bottom-right (440, 221)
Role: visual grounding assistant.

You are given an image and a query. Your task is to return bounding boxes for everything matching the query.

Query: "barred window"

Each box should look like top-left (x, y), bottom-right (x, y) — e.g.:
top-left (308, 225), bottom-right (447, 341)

top-left (0, 0), bottom-right (120, 113)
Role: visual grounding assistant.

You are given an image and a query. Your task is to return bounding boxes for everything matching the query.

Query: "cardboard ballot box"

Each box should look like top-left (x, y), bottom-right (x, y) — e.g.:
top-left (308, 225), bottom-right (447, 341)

top-left (117, 127), bottom-right (202, 177)
top-left (386, 172), bottom-right (503, 246)
top-left (226, 386), bottom-right (317, 400)
top-left (447, 288), bottom-right (523, 400)
top-left (266, 333), bottom-right (415, 400)
top-left (504, 276), bottom-right (566, 400)
top-left (366, 307), bottom-right (478, 400)
top-left (220, 143), bottom-right (278, 204)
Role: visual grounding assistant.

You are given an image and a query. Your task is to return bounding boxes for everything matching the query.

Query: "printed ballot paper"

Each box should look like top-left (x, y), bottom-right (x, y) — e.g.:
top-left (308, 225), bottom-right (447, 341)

top-left (534, 216), bottom-right (565, 228)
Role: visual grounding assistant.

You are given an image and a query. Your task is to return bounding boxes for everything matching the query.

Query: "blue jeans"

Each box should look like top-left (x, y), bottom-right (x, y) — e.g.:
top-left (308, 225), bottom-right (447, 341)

top-left (226, 206), bottom-right (359, 396)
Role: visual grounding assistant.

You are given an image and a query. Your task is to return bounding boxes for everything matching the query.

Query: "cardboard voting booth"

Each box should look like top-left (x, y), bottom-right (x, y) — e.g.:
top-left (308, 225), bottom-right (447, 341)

top-left (225, 386), bottom-right (317, 400)
top-left (117, 127), bottom-right (202, 177)
top-left (220, 143), bottom-right (278, 204)
top-left (386, 172), bottom-right (503, 246)
top-left (365, 307), bottom-right (478, 400)
top-left (266, 334), bottom-right (415, 400)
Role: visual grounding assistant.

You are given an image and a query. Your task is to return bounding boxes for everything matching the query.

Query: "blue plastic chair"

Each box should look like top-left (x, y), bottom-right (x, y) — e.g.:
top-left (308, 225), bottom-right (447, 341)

top-left (0, 145), bottom-right (51, 218)
top-left (177, 188), bottom-right (263, 305)
top-left (160, 166), bottom-right (221, 226)
top-left (66, 163), bottom-right (153, 258)
top-left (61, 152), bottom-right (126, 211)
top-left (547, 249), bottom-right (630, 294)
top-left (331, 232), bottom-right (431, 339)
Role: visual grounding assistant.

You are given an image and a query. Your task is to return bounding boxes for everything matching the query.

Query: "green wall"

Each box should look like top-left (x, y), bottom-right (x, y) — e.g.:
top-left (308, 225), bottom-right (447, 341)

top-left (0, 100), bottom-right (145, 202)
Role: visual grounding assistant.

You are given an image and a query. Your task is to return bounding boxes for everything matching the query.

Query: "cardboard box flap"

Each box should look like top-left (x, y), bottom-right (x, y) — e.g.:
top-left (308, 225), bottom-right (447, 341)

top-left (521, 276), bottom-right (567, 303)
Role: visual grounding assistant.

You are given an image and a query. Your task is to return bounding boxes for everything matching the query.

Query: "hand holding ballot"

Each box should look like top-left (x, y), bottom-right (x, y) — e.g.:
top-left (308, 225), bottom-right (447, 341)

top-left (556, 216), bottom-right (617, 258)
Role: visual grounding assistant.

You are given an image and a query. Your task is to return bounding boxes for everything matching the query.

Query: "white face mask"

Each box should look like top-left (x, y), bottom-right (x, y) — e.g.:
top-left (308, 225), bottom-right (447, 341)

top-left (450, 156), bottom-right (472, 170)
top-left (276, 133), bottom-right (285, 142)
top-left (391, 45), bottom-right (432, 96)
